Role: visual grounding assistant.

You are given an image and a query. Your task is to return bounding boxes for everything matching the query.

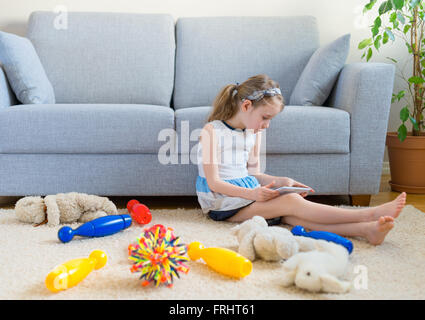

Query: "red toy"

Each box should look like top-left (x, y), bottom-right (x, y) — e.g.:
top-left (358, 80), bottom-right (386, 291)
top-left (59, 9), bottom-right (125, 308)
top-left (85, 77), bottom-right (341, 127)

top-left (127, 200), bottom-right (152, 225)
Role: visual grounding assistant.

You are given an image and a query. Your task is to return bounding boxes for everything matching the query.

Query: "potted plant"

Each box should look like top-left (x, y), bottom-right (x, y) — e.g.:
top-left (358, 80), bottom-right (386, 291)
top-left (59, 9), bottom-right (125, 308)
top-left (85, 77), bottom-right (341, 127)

top-left (359, 0), bottom-right (425, 193)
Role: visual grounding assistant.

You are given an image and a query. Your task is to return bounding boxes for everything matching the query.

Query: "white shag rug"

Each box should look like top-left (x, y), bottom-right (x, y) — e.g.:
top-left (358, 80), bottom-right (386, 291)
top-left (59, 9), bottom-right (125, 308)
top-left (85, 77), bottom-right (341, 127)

top-left (0, 204), bottom-right (424, 300)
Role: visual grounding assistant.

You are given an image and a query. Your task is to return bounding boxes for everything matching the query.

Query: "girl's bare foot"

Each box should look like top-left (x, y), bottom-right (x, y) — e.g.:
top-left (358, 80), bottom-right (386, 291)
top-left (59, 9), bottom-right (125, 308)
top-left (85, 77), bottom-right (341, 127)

top-left (371, 192), bottom-right (406, 221)
top-left (365, 216), bottom-right (394, 245)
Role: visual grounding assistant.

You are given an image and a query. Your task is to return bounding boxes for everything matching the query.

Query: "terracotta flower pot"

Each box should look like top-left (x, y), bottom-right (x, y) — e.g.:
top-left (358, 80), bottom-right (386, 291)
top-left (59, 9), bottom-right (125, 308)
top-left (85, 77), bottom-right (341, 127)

top-left (386, 132), bottom-right (425, 193)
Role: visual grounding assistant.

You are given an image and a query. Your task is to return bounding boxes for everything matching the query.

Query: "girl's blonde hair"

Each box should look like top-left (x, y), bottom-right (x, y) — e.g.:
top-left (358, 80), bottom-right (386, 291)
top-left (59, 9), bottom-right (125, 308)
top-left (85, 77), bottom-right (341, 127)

top-left (207, 74), bottom-right (285, 123)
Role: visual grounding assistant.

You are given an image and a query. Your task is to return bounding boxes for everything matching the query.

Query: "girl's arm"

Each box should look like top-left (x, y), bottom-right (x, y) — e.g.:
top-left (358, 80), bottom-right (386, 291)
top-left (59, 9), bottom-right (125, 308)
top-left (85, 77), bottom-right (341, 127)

top-left (201, 123), bottom-right (256, 201)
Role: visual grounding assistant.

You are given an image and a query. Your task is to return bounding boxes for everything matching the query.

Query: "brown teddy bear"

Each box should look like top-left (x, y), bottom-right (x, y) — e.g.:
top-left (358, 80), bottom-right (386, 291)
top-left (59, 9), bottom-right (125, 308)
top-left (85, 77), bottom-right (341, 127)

top-left (15, 192), bottom-right (118, 226)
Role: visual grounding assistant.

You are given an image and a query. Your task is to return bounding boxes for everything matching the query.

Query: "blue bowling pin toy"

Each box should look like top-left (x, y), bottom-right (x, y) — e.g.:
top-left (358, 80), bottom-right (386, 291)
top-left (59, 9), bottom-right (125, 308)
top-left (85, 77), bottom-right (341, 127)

top-left (58, 214), bottom-right (132, 243)
top-left (291, 225), bottom-right (353, 254)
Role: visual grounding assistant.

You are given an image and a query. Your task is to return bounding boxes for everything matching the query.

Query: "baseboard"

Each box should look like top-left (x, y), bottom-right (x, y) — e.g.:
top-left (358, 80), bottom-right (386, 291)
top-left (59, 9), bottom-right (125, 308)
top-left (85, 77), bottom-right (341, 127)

top-left (382, 161), bottom-right (390, 175)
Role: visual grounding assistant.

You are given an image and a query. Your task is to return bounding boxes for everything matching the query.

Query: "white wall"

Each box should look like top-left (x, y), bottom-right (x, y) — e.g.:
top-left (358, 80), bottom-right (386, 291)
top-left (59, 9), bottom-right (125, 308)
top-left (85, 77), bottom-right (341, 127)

top-left (0, 0), bottom-right (411, 161)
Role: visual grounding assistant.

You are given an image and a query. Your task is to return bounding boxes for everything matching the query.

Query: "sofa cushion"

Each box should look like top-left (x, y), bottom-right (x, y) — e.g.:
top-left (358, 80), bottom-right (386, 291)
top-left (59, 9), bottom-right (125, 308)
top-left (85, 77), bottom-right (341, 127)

top-left (27, 12), bottom-right (175, 106)
top-left (175, 106), bottom-right (350, 154)
top-left (290, 34), bottom-right (351, 106)
top-left (266, 105), bottom-right (350, 153)
top-left (0, 31), bottom-right (55, 104)
top-left (174, 16), bottom-right (319, 109)
top-left (0, 65), bottom-right (17, 108)
top-left (0, 104), bottom-right (174, 153)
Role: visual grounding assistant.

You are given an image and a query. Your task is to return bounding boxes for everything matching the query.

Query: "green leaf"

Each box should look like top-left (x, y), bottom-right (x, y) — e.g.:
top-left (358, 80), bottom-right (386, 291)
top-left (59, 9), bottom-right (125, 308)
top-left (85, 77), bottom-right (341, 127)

top-left (403, 24), bottom-right (411, 34)
top-left (393, 19), bottom-right (400, 29)
top-left (400, 106), bottom-right (410, 121)
top-left (364, 0), bottom-right (377, 12)
top-left (398, 124), bottom-right (407, 141)
top-left (405, 41), bottom-right (412, 53)
top-left (392, 94), bottom-right (397, 103)
top-left (358, 38), bottom-right (373, 49)
top-left (374, 35), bottom-right (382, 50)
top-left (390, 12), bottom-right (397, 23)
top-left (367, 47), bottom-right (373, 61)
top-left (379, 0), bottom-right (393, 15)
top-left (383, 31), bottom-right (389, 44)
top-left (385, 29), bottom-right (395, 41)
top-left (409, 116), bottom-right (420, 130)
top-left (397, 90), bottom-right (406, 99)
top-left (374, 16), bottom-right (382, 28)
top-left (386, 56), bottom-right (398, 63)
top-left (372, 26), bottom-right (380, 38)
top-left (372, 17), bottom-right (382, 37)
top-left (391, 0), bottom-right (405, 10)
top-left (392, 90), bottom-right (405, 103)
top-left (397, 12), bottom-right (406, 24)
top-left (408, 76), bottom-right (425, 84)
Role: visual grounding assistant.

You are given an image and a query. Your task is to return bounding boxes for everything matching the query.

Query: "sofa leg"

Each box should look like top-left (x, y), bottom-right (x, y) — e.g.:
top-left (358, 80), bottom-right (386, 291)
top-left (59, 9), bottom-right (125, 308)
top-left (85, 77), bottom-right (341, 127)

top-left (349, 195), bottom-right (371, 207)
top-left (0, 196), bottom-right (20, 207)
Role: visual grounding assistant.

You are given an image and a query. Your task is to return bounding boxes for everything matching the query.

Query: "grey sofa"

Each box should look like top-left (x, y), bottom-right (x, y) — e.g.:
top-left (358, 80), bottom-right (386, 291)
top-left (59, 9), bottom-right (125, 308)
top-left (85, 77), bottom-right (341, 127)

top-left (0, 12), bottom-right (395, 204)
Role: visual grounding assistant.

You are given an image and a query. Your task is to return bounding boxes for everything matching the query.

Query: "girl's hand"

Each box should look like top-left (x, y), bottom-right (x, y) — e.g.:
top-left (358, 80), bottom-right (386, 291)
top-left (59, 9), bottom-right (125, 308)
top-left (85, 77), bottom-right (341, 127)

top-left (284, 178), bottom-right (315, 198)
top-left (250, 181), bottom-right (280, 202)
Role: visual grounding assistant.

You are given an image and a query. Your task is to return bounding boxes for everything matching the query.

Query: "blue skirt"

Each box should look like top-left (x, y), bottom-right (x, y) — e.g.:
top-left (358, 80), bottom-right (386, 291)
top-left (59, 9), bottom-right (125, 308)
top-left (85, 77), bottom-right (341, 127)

top-left (196, 175), bottom-right (260, 213)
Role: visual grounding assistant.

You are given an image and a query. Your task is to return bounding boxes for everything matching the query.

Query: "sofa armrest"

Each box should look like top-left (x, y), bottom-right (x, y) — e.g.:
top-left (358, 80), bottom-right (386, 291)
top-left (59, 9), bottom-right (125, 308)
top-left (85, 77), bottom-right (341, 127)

top-left (0, 65), bottom-right (18, 108)
top-left (327, 62), bottom-right (395, 195)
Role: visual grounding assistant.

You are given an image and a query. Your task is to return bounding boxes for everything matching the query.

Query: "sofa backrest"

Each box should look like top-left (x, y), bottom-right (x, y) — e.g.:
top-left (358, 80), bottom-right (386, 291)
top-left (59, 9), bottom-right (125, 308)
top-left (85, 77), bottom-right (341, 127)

top-left (173, 16), bottom-right (319, 109)
top-left (27, 12), bottom-right (175, 106)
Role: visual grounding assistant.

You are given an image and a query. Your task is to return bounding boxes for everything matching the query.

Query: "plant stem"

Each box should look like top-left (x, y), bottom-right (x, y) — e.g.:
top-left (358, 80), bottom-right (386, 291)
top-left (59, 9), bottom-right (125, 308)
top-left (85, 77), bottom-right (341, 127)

top-left (412, 6), bottom-right (422, 135)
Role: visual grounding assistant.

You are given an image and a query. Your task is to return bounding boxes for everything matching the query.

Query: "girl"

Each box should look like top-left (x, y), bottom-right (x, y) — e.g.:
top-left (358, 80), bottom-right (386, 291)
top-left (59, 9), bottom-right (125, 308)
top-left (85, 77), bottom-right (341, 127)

top-left (196, 74), bottom-right (406, 245)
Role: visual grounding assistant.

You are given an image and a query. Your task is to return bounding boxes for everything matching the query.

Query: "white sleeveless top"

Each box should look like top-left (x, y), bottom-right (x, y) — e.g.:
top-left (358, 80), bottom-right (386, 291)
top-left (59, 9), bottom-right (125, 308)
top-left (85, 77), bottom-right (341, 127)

top-left (196, 120), bottom-right (260, 213)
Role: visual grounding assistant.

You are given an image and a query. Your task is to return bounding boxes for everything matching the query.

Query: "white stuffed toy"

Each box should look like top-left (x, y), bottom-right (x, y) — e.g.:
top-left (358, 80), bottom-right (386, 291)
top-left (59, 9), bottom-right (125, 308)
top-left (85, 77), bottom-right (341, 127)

top-left (230, 216), bottom-right (316, 261)
top-left (281, 239), bottom-right (351, 293)
top-left (15, 192), bottom-right (118, 227)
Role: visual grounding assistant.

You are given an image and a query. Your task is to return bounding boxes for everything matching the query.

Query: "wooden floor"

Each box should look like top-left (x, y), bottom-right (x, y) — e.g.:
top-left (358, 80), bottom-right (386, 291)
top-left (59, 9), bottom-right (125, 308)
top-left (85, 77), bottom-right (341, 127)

top-left (370, 174), bottom-right (425, 211)
top-left (0, 174), bottom-right (424, 211)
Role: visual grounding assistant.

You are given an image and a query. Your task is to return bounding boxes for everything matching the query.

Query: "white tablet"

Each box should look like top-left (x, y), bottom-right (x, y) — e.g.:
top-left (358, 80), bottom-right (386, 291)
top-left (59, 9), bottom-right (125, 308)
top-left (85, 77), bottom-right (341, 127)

top-left (272, 186), bottom-right (312, 195)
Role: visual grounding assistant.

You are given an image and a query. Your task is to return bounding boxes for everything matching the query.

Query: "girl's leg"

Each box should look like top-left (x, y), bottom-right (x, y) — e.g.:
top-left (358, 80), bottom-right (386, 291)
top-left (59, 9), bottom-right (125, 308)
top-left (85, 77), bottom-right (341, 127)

top-left (282, 215), bottom-right (395, 245)
top-left (228, 192), bottom-right (406, 225)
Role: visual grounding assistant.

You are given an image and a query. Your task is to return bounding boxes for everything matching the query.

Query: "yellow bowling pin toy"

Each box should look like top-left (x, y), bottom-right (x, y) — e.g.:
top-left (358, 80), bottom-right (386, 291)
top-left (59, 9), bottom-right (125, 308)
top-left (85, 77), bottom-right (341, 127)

top-left (187, 241), bottom-right (252, 278)
top-left (45, 250), bottom-right (107, 292)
